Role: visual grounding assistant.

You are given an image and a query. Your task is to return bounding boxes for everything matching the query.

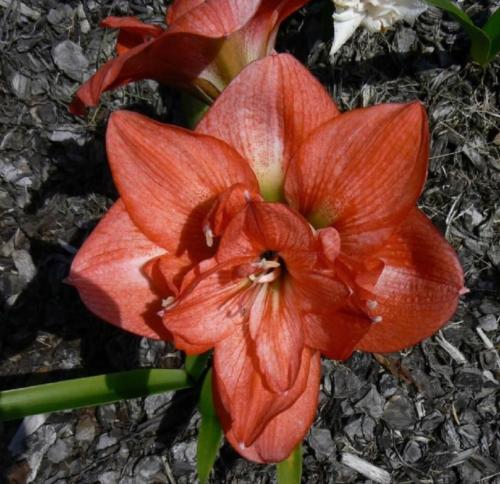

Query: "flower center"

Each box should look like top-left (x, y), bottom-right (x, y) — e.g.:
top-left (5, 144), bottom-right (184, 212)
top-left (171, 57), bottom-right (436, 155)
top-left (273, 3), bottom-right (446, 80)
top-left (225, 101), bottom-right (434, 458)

top-left (249, 251), bottom-right (283, 284)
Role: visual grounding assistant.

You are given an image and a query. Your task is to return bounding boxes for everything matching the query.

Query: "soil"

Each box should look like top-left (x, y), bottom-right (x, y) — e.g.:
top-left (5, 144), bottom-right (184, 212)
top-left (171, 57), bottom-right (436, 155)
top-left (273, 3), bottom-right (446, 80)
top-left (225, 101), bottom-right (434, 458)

top-left (0, 0), bottom-right (499, 483)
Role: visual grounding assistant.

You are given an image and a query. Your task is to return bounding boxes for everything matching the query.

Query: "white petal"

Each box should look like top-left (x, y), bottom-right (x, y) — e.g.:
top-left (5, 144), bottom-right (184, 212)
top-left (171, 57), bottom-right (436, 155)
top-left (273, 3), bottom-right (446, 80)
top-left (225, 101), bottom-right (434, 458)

top-left (330, 12), bottom-right (364, 57)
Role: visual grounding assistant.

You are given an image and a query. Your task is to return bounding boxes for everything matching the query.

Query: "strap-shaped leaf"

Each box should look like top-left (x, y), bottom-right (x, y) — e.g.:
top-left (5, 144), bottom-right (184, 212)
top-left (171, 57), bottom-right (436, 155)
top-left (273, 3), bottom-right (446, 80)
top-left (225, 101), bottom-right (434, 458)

top-left (185, 352), bottom-right (210, 381)
top-left (425, 0), bottom-right (492, 65)
top-left (0, 369), bottom-right (191, 421)
top-left (197, 369), bottom-right (223, 484)
top-left (277, 444), bottom-right (302, 484)
top-left (483, 8), bottom-right (500, 61)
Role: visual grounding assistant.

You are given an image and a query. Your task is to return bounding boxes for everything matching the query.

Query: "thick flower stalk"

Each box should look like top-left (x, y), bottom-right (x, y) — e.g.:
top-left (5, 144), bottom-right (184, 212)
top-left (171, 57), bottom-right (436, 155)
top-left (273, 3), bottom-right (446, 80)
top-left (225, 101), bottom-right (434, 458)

top-left (330, 0), bottom-right (428, 56)
top-left (70, 0), bottom-right (308, 114)
top-left (68, 53), bottom-right (465, 462)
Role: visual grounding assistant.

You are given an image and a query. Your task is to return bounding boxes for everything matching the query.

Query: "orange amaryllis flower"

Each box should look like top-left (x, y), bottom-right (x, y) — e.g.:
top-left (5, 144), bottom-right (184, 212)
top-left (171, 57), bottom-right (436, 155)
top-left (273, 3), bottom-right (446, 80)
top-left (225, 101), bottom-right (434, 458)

top-left (68, 53), bottom-right (465, 462)
top-left (69, 0), bottom-right (308, 115)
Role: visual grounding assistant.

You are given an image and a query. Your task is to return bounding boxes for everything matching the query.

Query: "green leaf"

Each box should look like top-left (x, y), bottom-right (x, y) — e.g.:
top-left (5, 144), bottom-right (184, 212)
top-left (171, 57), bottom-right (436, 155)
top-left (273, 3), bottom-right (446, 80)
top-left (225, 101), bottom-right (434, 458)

top-left (277, 445), bottom-right (302, 484)
top-left (0, 369), bottom-right (191, 421)
top-left (185, 352), bottom-right (210, 382)
top-left (425, 0), bottom-right (492, 65)
top-left (483, 8), bottom-right (500, 62)
top-left (197, 369), bottom-right (223, 484)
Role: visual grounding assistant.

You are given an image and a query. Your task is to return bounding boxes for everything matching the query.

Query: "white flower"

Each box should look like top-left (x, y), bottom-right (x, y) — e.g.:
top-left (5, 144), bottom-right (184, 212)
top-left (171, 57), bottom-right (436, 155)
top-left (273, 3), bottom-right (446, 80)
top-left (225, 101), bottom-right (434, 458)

top-left (330, 0), bottom-right (427, 57)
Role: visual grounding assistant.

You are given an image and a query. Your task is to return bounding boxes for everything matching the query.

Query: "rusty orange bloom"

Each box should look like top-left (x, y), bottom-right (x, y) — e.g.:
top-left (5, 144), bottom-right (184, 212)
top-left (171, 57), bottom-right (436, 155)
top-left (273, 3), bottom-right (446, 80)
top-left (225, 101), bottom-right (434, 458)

top-left (70, 0), bottom-right (308, 114)
top-left (69, 54), bottom-right (465, 462)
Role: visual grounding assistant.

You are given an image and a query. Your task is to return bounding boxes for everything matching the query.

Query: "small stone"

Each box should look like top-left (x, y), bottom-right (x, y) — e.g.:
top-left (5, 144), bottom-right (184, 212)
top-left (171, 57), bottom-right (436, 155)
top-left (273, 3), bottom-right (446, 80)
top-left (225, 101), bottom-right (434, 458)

top-left (134, 455), bottom-right (165, 482)
top-left (479, 299), bottom-right (500, 315)
top-left (171, 439), bottom-right (197, 474)
top-left (23, 425), bottom-right (57, 481)
top-left (487, 246), bottom-right (500, 268)
top-left (354, 386), bottom-right (384, 419)
top-left (98, 471), bottom-right (120, 484)
top-left (96, 404), bottom-right (117, 429)
top-left (47, 438), bottom-right (72, 464)
top-left (457, 423), bottom-right (481, 447)
top-left (394, 27), bottom-right (417, 53)
top-left (75, 415), bottom-right (96, 443)
top-left (144, 392), bottom-right (173, 419)
top-left (478, 314), bottom-right (498, 332)
top-left (332, 366), bottom-right (363, 398)
top-left (96, 432), bottom-right (118, 450)
top-left (419, 409), bottom-right (445, 432)
top-left (454, 367), bottom-right (484, 391)
top-left (402, 440), bottom-right (423, 463)
top-left (344, 415), bottom-right (375, 443)
top-left (9, 72), bottom-right (31, 99)
top-left (52, 40), bottom-right (89, 82)
top-left (309, 428), bottom-right (334, 459)
top-left (12, 250), bottom-right (36, 283)
top-left (382, 394), bottom-right (416, 430)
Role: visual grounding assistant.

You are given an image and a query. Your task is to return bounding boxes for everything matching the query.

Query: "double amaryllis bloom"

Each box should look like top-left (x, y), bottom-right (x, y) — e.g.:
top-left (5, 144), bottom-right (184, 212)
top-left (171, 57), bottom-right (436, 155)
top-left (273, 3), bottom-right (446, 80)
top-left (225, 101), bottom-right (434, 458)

top-left (330, 0), bottom-right (427, 57)
top-left (68, 53), bottom-right (465, 462)
top-left (70, 0), bottom-right (308, 114)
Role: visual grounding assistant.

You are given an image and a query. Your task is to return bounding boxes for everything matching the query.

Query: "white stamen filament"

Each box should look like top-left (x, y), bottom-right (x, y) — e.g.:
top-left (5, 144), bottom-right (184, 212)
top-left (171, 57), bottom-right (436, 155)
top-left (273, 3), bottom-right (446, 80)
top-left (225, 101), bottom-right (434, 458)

top-left (253, 258), bottom-right (281, 270)
top-left (249, 258), bottom-right (281, 284)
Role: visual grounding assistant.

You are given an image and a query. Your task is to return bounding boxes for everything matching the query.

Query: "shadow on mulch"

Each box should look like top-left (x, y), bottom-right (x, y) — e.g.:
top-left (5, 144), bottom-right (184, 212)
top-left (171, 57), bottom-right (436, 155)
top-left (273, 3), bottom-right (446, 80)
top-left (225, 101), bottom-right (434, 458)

top-left (0, 87), bottom-right (183, 384)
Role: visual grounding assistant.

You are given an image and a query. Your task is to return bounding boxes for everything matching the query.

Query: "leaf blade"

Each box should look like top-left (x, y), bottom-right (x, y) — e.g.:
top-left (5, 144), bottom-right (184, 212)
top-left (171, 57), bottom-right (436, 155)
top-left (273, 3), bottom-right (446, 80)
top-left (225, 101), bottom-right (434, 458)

top-left (197, 369), bottom-right (223, 484)
top-left (483, 8), bottom-right (500, 61)
top-left (425, 0), bottom-right (491, 65)
top-left (0, 369), bottom-right (191, 421)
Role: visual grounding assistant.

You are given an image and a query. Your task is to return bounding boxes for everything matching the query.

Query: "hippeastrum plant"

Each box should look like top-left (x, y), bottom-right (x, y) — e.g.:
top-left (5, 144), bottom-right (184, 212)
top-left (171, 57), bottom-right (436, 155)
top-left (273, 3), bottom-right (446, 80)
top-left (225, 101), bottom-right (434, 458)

top-left (69, 0), bottom-right (308, 115)
top-left (67, 53), bottom-right (465, 462)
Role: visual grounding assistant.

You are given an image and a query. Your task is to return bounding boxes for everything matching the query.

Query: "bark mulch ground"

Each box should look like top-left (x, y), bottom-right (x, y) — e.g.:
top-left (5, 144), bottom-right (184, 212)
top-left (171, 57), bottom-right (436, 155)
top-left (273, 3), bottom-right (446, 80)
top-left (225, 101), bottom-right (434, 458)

top-left (0, 0), bottom-right (499, 482)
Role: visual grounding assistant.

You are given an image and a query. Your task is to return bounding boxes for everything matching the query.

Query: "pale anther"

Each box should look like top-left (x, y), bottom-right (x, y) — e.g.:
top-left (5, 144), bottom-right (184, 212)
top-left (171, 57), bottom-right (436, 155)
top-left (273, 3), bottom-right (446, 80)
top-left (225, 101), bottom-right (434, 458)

top-left (253, 258), bottom-right (280, 270)
top-left (203, 224), bottom-right (214, 247)
top-left (162, 296), bottom-right (176, 310)
top-left (367, 299), bottom-right (378, 310)
top-left (371, 315), bottom-right (383, 324)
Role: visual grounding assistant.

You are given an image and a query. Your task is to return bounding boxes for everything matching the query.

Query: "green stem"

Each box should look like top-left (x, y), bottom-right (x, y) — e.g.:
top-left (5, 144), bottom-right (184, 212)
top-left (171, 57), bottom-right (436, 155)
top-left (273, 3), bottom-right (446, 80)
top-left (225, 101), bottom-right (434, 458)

top-left (185, 352), bottom-right (211, 382)
top-left (277, 445), bottom-right (302, 484)
top-left (0, 369), bottom-right (191, 421)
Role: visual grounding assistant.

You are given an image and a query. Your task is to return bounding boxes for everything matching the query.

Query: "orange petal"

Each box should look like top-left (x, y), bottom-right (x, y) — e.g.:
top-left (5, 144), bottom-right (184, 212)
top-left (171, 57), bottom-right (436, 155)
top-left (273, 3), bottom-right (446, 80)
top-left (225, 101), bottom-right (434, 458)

top-left (69, 29), bottom-right (224, 115)
top-left (100, 16), bottom-right (164, 55)
top-left (356, 208), bottom-right (464, 352)
top-left (220, 349), bottom-right (321, 463)
top-left (67, 200), bottom-right (170, 340)
top-left (203, 183), bottom-right (262, 240)
top-left (304, 309), bottom-right (369, 360)
top-left (162, 258), bottom-right (254, 354)
top-left (285, 102), bottom-right (429, 255)
top-left (217, 201), bottom-right (316, 266)
top-left (248, 281), bottom-right (304, 393)
top-left (166, 0), bottom-right (205, 24)
top-left (197, 54), bottom-right (339, 201)
top-left (213, 326), bottom-right (314, 447)
top-left (106, 111), bottom-right (258, 260)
